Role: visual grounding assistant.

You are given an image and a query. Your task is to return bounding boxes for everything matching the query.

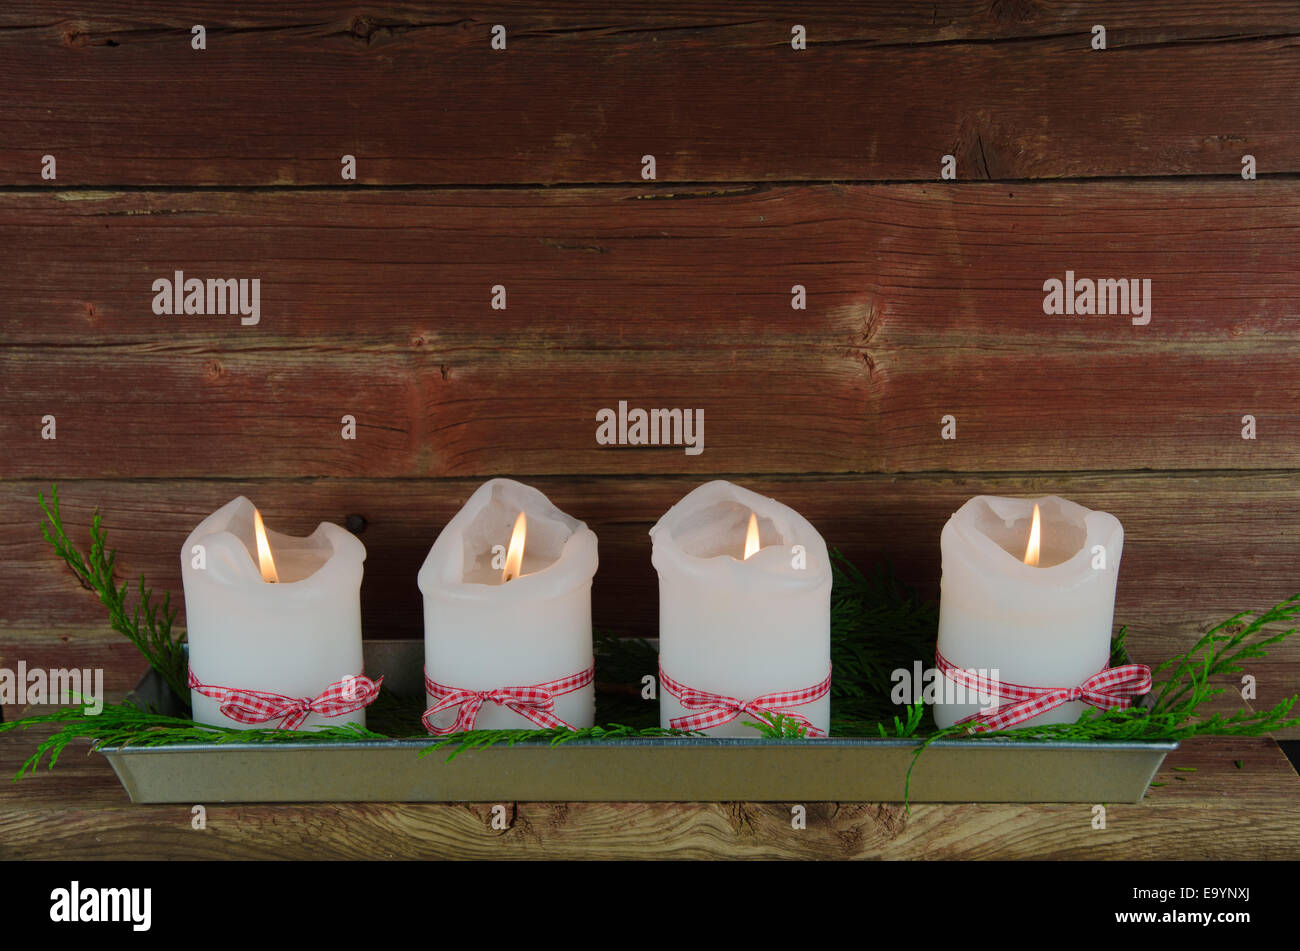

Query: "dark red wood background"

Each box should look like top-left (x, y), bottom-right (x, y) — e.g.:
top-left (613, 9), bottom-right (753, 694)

top-left (2, 3), bottom-right (1298, 733)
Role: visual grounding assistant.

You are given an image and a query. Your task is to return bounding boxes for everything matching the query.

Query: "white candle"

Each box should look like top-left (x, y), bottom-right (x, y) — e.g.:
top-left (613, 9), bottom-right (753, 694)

top-left (181, 497), bottom-right (368, 730)
top-left (651, 480), bottom-right (832, 737)
top-left (418, 479), bottom-right (598, 732)
top-left (934, 495), bottom-right (1124, 729)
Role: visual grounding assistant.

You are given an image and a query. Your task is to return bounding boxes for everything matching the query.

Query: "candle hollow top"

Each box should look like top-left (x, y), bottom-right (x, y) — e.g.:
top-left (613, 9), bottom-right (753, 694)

top-left (181, 496), bottom-right (365, 589)
top-left (418, 478), bottom-right (598, 601)
top-left (650, 480), bottom-right (830, 588)
top-left (943, 495), bottom-right (1123, 587)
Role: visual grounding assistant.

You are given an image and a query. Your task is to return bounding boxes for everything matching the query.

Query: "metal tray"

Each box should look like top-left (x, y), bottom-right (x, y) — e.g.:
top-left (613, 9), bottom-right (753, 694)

top-left (103, 640), bottom-right (1175, 804)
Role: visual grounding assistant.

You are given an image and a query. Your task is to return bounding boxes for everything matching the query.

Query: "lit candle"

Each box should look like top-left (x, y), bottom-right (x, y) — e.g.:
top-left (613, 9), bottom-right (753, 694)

top-left (181, 497), bottom-right (373, 730)
top-left (418, 479), bottom-right (598, 733)
top-left (933, 495), bottom-right (1125, 729)
top-left (651, 480), bottom-right (832, 737)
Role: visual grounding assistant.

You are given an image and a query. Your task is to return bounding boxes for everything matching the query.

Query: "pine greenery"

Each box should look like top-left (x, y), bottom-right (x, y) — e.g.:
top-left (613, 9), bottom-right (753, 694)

top-left (37, 485), bottom-right (190, 706)
top-left (4, 702), bottom-right (389, 780)
top-left (421, 723), bottom-right (701, 761)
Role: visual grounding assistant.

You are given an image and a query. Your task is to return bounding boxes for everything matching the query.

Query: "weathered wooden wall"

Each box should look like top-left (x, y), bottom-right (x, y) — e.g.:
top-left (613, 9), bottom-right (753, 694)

top-left (4, 2), bottom-right (1300, 183)
top-left (2, 3), bottom-right (1298, 732)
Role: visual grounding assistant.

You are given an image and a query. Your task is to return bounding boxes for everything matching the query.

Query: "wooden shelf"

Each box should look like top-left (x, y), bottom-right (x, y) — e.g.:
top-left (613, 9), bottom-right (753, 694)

top-left (3, 727), bottom-right (1296, 860)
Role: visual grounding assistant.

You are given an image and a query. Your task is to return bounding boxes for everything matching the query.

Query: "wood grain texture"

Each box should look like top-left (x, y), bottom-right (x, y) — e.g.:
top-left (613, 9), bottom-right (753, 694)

top-left (1, 3), bottom-right (1298, 184)
top-left (4, 474), bottom-right (1299, 682)
top-left (3, 183), bottom-right (1299, 476)
top-left (14, 1), bottom-right (1300, 45)
top-left (0, 629), bottom-right (143, 713)
top-left (1, 729), bottom-right (1295, 859)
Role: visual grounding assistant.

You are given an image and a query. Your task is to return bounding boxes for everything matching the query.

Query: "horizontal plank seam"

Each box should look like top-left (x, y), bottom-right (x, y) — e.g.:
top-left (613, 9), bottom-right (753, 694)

top-left (816, 30), bottom-right (1300, 53)
top-left (5, 469), bottom-right (1300, 486)
top-left (4, 18), bottom-right (1299, 51)
top-left (4, 173), bottom-right (1300, 194)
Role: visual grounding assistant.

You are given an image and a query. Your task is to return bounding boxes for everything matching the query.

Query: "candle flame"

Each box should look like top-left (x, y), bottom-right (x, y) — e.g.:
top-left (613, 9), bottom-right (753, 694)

top-left (1023, 503), bottom-right (1042, 567)
top-left (743, 511), bottom-right (761, 560)
top-left (502, 511), bottom-right (527, 582)
top-left (253, 508), bottom-right (279, 583)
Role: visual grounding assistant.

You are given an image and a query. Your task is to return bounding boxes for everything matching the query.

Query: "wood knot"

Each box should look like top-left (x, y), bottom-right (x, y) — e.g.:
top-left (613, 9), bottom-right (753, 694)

top-left (62, 24), bottom-right (90, 47)
top-left (872, 802), bottom-right (909, 838)
top-left (345, 15), bottom-right (390, 45)
top-left (726, 801), bottom-right (762, 835)
top-left (990, 0), bottom-right (1042, 25)
top-left (62, 24), bottom-right (118, 48)
top-left (203, 360), bottom-right (225, 382)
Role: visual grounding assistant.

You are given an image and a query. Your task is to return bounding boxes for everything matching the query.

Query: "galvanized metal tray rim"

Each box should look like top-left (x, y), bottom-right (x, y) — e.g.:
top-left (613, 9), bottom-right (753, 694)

top-left (100, 735), bottom-right (1181, 754)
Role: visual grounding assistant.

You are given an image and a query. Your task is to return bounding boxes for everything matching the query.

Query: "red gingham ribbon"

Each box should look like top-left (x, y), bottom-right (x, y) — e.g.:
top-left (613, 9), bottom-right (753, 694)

top-left (935, 649), bottom-right (1151, 732)
top-left (422, 666), bottom-right (593, 735)
top-left (188, 668), bottom-right (383, 731)
top-left (658, 664), bottom-right (832, 736)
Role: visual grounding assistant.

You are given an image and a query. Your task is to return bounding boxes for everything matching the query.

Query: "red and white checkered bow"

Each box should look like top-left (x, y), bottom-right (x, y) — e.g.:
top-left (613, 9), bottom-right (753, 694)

top-left (935, 649), bottom-right (1151, 732)
top-left (422, 667), bottom-right (593, 735)
top-left (658, 664), bottom-right (832, 736)
top-left (188, 668), bottom-right (383, 731)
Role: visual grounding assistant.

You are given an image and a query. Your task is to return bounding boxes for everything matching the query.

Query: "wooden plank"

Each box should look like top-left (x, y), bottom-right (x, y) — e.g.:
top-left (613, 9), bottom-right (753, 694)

top-left (3, 184), bottom-right (1299, 475)
top-left (6, 183), bottom-right (1298, 349)
top-left (1245, 659), bottom-right (1300, 740)
top-left (2, 4), bottom-right (1298, 184)
top-left (0, 347), bottom-right (871, 477)
top-left (3, 475), bottom-right (1299, 681)
top-left (14, 1), bottom-right (1300, 47)
top-left (1, 730), bottom-right (1295, 859)
top-left (0, 630), bottom-right (144, 721)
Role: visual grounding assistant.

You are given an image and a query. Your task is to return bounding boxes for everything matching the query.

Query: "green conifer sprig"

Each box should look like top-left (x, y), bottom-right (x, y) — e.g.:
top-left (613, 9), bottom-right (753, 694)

top-left (743, 712), bottom-right (813, 738)
top-left (38, 484), bottom-right (189, 705)
top-left (421, 723), bottom-right (702, 760)
top-left (826, 552), bottom-right (939, 734)
top-left (2, 701), bottom-right (388, 780)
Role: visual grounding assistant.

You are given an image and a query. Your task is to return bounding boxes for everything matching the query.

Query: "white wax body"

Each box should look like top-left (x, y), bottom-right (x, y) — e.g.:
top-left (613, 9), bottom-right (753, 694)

top-left (934, 495), bottom-right (1124, 729)
top-left (418, 479), bottom-right (598, 731)
top-left (651, 480), bottom-right (832, 737)
top-left (181, 497), bottom-right (367, 730)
